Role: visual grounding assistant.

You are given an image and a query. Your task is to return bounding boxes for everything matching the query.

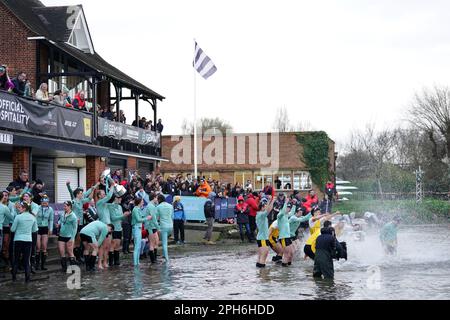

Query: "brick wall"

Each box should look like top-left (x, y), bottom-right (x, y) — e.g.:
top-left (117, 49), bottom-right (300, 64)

top-left (12, 147), bottom-right (30, 179)
top-left (161, 132), bottom-right (306, 172)
top-left (127, 156), bottom-right (137, 171)
top-left (160, 132), bottom-right (336, 191)
top-left (0, 2), bottom-right (37, 87)
top-left (86, 156), bottom-right (105, 187)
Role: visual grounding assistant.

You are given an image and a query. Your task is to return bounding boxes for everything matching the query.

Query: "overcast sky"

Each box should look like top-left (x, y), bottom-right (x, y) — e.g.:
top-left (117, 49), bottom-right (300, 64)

top-left (43, 0), bottom-right (450, 150)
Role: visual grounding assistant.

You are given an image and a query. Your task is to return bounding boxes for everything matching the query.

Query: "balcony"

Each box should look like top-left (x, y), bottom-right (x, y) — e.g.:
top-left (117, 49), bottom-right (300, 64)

top-left (0, 90), bottom-right (161, 158)
top-left (96, 117), bottom-right (161, 157)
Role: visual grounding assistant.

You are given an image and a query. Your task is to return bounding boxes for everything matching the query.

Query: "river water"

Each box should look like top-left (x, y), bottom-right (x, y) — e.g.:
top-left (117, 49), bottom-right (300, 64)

top-left (1, 225), bottom-right (449, 300)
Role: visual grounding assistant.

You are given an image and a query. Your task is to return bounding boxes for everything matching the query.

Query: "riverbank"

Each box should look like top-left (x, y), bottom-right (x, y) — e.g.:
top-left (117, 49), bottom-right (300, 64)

top-left (334, 199), bottom-right (450, 224)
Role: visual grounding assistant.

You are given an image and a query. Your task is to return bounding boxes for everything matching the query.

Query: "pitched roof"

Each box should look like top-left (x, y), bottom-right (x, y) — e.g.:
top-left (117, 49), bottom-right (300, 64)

top-left (0, 0), bottom-right (165, 100)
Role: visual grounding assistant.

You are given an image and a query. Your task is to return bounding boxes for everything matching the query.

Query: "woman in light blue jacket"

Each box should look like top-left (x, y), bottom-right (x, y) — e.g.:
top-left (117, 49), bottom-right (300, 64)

top-left (56, 201), bottom-right (78, 272)
top-left (11, 201), bottom-right (38, 282)
top-left (35, 197), bottom-right (54, 271)
top-left (156, 194), bottom-right (174, 262)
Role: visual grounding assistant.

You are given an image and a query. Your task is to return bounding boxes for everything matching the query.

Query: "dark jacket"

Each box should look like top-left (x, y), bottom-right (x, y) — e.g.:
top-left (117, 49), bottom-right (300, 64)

top-left (313, 227), bottom-right (337, 279)
top-left (156, 122), bottom-right (164, 133)
top-left (204, 199), bottom-right (215, 219)
top-left (315, 228), bottom-right (336, 255)
top-left (32, 186), bottom-right (45, 205)
top-left (235, 202), bottom-right (249, 224)
top-left (11, 78), bottom-right (26, 96)
top-left (9, 177), bottom-right (28, 190)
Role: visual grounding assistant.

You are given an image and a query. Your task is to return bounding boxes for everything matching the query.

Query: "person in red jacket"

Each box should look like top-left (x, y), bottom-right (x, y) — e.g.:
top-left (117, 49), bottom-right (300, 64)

top-left (235, 196), bottom-right (253, 242)
top-left (246, 191), bottom-right (259, 239)
top-left (325, 180), bottom-right (338, 201)
top-left (72, 91), bottom-right (87, 111)
top-left (304, 190), bottom-right (319, 211)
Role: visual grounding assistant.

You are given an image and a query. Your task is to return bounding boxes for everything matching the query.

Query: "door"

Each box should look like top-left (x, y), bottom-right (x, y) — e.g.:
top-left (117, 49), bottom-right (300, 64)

top-left (0, 161), bottom-right (13, 190)
top-left (56, 167), bottom-right (79, 203)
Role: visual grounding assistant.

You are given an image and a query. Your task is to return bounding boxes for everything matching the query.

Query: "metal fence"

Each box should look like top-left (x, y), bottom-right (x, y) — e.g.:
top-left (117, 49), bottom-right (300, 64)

top-left (343, 191), bottom-right (449, 201)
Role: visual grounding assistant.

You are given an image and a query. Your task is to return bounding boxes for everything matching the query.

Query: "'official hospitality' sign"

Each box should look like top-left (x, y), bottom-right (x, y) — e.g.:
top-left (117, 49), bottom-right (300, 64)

top-left (0, 90), bottom-right (92, 143)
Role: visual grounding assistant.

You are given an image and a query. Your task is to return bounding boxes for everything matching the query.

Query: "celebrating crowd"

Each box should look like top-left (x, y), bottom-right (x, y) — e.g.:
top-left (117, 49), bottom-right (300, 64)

top-left (0, 165), bottom-right (355, 282)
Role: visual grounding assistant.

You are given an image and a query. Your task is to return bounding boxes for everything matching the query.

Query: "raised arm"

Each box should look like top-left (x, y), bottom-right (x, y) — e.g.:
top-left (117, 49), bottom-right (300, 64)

top-left (66, 182), bottom-right (74, 200)
top-left (97, 187), bottom-right (114, 206)
top-left (9, 186), bottom-right (31, 203)
top-left (83, 184), bottom-right (97, 198)
top-left (287, 204), bottom-right (296, 218)
top-left (277, 201), bottom-right (288, 219)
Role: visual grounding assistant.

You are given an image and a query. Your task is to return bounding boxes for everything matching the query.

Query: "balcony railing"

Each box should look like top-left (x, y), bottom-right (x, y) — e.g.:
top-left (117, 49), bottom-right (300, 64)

top-left (97, 118), bottom-right (161, 157)
top-left (0, 89), bottom-right (93, 143)
top-left (1, 90), bottom-right (162, 157)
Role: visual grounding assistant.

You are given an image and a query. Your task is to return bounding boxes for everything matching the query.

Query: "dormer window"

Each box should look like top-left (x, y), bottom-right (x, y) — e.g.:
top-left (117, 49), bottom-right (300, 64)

top-left (66, 8), bottom-right (94, 54)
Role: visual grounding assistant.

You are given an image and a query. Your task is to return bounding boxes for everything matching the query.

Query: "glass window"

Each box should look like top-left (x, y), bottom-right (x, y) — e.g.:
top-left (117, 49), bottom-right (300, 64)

top-left (200, 171), bottom-right (220, 182)
top-left (234, 171), bottom-right (253, 187)
top-left (293, 171), bottom-right (312, 190)
top-left (274, 172), bottom-right (292, 190)
top-left (254, 173), bottom-right (273, 190)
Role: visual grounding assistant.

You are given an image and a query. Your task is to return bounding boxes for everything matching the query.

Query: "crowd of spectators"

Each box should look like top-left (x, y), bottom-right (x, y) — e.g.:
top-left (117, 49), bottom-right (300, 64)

top-left (0, 64), bottom-right (163, 132)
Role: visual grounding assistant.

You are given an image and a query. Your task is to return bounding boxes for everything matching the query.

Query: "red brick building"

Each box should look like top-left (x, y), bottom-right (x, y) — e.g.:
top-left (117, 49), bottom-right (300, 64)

top-left (0, 0), bottom-right (166, 201)
top-left (160, 132), bottom-right (336, 193)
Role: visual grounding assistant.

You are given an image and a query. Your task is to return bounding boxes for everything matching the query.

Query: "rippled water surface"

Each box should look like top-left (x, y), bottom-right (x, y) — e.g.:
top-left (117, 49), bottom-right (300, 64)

top-left (1, 225), bottom-right (449, 300)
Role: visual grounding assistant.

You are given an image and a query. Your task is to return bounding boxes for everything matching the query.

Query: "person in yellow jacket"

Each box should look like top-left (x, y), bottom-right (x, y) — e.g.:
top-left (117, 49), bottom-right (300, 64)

top-left (304, 213), bottom-right (337, 260)
top-left (308, 207), bottom-right (330, 235)
top-left (268, 220), bottom-right (283, 262)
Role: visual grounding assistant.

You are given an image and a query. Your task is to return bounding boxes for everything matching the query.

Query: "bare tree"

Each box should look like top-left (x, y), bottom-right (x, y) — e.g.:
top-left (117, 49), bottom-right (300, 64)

top-left (272, 106), bottom-right (291, 132)
top-left (292, 120), bottom-right (314, 132)
top-left (409, 86), bottom-right (450, 164)
top-left (353, 125), bottom-right (398, 196)
top-left (181, 117), bottom-right (233, 135)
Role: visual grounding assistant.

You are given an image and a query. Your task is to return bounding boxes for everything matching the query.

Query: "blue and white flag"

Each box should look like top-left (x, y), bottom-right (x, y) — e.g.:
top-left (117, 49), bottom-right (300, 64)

top-left (193, 41), bottom-right (217, 80)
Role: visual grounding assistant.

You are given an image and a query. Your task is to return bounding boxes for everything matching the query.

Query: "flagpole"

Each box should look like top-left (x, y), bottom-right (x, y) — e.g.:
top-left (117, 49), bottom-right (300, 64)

top-left (193, 41), bottom-right (198, 179)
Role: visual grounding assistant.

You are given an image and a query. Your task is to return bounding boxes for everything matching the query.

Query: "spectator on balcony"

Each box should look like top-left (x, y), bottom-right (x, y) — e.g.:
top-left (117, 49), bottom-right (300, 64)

top-left (139, 117), bottom-right (147, 129)
top-left (53, 90), bottom-right (72, 108)
top-left (24, 80), bottom-right (34, 98)
top-left (132, 116), bottom-right (140, 127)
top-left (156, 119), bottom-right (164, 133)
top-left (11, 72), bottom-right (26, 96)
top-left (119, 110), bottom-right (126, 123)
top-left (100, 106), bottom-right (114, 120)
top-left (72, 90), bottom-right (87, 111)
top-left (0, 65), bottom-right (14, 92)
top-left (35, 83), bottom-right (53, 103)
top-left (148, 120), bottom-right (155, 131)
